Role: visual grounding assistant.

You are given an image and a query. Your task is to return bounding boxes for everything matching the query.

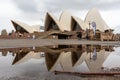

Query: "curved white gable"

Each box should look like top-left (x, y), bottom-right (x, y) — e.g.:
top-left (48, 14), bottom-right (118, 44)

top-left (85, 8), bottom-right (109, 32)
top-left (59, 11), bottom-right (72, 31)
top-left (11, 20), bottom-right (38, 33)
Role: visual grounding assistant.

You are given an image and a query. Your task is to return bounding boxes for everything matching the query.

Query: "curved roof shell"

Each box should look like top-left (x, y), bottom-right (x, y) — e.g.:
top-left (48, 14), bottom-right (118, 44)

top-left (59, 11), bottom-right (72, 31)
top-left (85, 8), bottom-right (109, 32)
top-left (11, 20), bottom-right (39, 33)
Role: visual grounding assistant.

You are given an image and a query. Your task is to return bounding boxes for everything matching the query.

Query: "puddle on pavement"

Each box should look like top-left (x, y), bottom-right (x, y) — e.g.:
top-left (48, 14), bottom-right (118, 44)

top-left (0, 45), bottom-right (120, 80)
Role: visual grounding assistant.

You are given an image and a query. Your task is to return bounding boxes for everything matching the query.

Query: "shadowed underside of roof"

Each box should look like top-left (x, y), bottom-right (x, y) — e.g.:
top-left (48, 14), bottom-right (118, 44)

top-left (45, 52), bottom-right (62, 71)
top-left (85, 8), bottom-right (109, 32)
top-left (71, 16), bottom-right (89, 31)
top-left (44, 12), bottom-right (64, 31)
top-left (13, 51), bottom-right (41, 65)
top-left (71, 18), bottom-right (82, 31)
top-left (12, 51), bottom-right (29, 65)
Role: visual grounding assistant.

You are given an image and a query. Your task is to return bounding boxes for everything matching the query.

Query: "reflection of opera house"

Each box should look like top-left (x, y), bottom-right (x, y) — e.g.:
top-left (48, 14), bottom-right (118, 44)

top-left (0, 8), bottom-right (118, 41)
top-left (45, 45), bottom-right (114, 72)
top-left (0, 45), bottom-right (115, 72)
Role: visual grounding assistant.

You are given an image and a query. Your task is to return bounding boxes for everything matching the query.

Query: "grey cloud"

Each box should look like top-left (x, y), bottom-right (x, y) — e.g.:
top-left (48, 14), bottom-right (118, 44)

top-left (13, 0), bottom-right (38, 13)
top-left (13, 0), bottom-right (43, 24)
top-left (43, 0), bottom-right (120, 11)
top-left (13, 0), bottom-right (120, 13)
top-left (12, 0), bottom-right (120, 26)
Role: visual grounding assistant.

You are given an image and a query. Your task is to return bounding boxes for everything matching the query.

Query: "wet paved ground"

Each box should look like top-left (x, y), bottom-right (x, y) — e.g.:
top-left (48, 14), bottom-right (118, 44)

top-left (0, 39), bottom-right (120, 48)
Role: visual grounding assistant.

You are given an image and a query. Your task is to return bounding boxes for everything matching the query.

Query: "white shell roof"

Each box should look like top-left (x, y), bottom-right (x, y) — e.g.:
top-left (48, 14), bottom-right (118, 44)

top-left (11, 20), bottom-right (40, 33)
top-left (85, 8), bottom-right (110, 32)
top-left (59, 11), bottom-right (72, 31)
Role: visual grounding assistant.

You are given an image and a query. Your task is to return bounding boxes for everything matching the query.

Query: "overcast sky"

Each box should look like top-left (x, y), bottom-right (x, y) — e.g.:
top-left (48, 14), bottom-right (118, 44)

top-left (0, 0), bottom-right (120, 32)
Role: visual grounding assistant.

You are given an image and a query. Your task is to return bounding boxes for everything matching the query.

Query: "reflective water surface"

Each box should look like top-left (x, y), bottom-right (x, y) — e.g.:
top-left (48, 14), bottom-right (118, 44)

top-left (0, 45), bottom-right (120, 80)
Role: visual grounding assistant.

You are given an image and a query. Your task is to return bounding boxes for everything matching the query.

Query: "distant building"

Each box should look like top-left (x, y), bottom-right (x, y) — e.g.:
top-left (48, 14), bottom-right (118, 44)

top-left (1, 29), bottom-right (7, 35)
top-left (40, 26), bottom-right (44, 30)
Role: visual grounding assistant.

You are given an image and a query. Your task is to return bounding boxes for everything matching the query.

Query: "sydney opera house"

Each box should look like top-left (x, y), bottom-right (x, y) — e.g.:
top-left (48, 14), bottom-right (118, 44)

top-left (0, 8), bottom-right (118, 41)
